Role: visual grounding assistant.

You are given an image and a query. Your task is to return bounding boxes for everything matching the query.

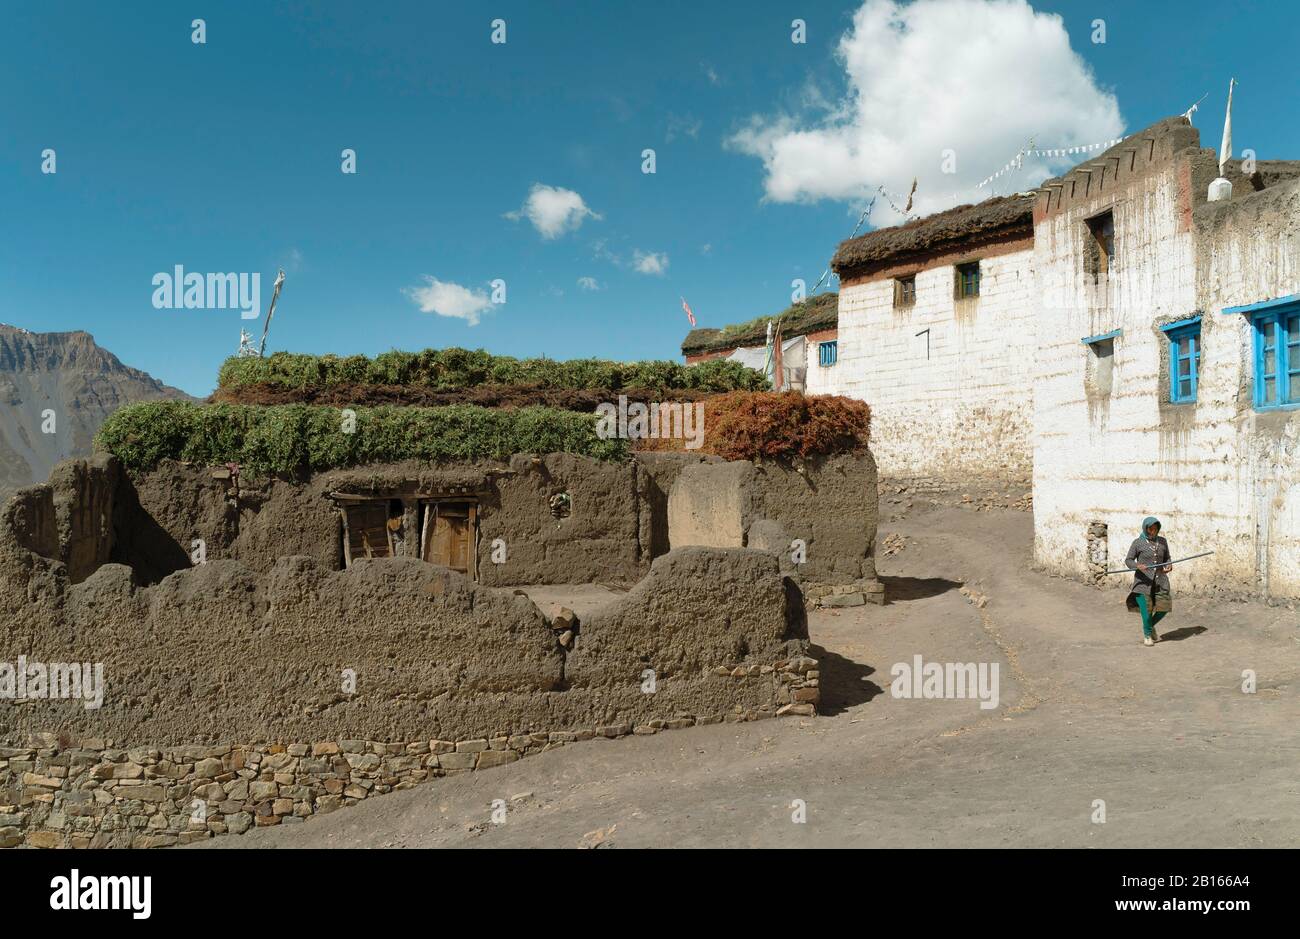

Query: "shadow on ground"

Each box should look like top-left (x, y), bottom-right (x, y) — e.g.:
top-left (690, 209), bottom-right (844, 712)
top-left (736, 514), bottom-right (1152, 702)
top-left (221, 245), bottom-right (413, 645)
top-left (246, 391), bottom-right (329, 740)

top-left (808, 644), bottom-right (883, 715)
top-left (1158, 626), bottom-right (1207, 642)
top-left (879, 575), bottom-right (962, 604)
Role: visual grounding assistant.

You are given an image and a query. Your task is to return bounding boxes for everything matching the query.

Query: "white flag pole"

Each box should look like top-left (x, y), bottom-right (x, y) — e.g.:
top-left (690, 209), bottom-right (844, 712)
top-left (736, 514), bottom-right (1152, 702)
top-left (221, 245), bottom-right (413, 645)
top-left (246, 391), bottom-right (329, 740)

top-left (1219, 78), bottom-right (1236, 176)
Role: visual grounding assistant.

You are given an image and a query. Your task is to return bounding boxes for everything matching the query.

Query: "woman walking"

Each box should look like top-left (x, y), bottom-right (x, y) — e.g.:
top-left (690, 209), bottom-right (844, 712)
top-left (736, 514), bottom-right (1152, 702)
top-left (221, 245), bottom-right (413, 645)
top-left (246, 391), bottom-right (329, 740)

top-left (1125, 516), bottom-right (1174, 646)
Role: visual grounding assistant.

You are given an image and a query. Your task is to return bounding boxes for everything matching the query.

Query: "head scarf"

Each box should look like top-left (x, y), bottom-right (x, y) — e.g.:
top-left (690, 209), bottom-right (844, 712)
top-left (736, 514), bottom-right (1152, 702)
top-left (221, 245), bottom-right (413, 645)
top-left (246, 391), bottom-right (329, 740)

top-left (1141, 516), bottom-right (1161, 539)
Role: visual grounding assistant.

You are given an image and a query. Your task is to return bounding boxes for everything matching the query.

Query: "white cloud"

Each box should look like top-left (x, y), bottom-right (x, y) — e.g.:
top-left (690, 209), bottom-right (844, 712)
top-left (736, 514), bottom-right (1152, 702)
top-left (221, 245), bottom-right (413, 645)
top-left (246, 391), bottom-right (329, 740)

top-left (632, 250), bottom-right (669, 276)
top-left (577, 276), bottom-right (602, 291)
top-left (591, 239), bottom-right (620, 266)
top-left (666, 113), bottom-right (702, 143)
top-left (590, 241), bottom-right (669, 276)
top-left (403, 276), bottom-right (492, 326)
top-left (727, 0), bottom-right (1123, 220)
top-left (505, 183), bottom-right (602, 239)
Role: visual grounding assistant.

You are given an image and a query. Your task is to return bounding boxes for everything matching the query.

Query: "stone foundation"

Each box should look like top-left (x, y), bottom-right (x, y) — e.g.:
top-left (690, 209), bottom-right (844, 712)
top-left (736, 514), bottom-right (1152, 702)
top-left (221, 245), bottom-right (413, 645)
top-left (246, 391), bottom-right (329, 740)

top-left (0, 656), bottom-right (818, 849)
top-left (1086, 521), bottom-right (1109, 587)
top-left (802, 579), bottom-right (886, 609)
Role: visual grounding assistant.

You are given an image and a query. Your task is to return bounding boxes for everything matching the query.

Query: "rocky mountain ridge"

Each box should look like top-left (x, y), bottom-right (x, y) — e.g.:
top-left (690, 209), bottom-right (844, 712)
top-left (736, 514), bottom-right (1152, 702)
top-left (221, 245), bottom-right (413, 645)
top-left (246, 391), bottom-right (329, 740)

top-left (0, 324), bottom-right (192, 494)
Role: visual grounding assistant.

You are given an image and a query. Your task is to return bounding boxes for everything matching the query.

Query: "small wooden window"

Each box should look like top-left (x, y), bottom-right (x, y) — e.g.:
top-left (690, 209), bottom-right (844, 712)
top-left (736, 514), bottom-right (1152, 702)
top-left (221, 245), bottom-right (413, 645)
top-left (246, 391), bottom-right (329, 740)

top-left (1085, 211), bottom-right (1115, 277)
top-left (342, 501), bottom-right (394, 563)
top-left (894, 275), bottom-right (916, 308)
top-left (955, 262), bottom-right (980, 299)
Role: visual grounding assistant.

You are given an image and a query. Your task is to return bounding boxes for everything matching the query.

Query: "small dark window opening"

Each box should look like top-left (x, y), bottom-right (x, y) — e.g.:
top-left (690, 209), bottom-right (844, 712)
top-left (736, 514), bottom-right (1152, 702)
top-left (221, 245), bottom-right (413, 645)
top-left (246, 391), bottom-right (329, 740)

top-left (894, 275), bottom-right (916, 308)
top-left (1087, 338), bottom-right (1115, 396)
top-left (387, 498), bottom-right (408, 556)
top-left (342, 501), bottom-right (394, 562)
top-left (955, 261), bottom-right (981, 299)
top-left (549, 491), bottom-right (572, 519)
top-left (1086, 211), bottom-right (1115, 277)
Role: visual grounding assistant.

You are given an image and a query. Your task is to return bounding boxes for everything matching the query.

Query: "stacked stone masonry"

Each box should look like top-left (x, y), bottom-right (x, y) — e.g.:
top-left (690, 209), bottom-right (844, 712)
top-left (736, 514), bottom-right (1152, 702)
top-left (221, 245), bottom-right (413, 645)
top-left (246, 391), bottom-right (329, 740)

top-left (1, 655), bottom-right (818, 848)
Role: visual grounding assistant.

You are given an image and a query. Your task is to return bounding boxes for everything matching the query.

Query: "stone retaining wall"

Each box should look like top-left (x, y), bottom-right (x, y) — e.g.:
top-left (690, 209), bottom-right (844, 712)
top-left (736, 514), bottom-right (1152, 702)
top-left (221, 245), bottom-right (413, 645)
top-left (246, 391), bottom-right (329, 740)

top-left (0, 656), bottom-right (818, 848)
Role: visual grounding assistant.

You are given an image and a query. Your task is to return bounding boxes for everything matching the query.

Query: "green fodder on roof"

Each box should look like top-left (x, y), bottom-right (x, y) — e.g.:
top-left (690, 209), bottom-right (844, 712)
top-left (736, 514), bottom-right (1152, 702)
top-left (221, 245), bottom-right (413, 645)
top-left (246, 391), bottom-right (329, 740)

top-left (681, 292), bottom-right (839, 357)
top-left (95, 401), bottom-right (629, 476)
top-left (217, 348), bottom-right (768, 393)
top-left (719, 292), bottom-right (838, 339)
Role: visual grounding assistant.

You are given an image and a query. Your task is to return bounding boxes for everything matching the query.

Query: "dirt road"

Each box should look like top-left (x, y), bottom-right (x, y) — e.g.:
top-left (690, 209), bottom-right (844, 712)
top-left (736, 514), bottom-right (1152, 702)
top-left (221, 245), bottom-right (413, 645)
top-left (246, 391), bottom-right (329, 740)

top-left (197, 499), bottom-right (1299, 849)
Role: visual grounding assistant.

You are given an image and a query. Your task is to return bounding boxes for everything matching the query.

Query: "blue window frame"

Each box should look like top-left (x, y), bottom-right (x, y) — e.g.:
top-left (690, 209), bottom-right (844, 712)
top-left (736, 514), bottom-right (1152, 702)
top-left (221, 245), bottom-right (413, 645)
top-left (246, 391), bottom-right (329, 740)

top-left (1252, 307), bottom-right (1300, 410)
top-left (818, 340), bottom-right (838, 367)
top-left (1161, 317), bottom-right (1201, 403)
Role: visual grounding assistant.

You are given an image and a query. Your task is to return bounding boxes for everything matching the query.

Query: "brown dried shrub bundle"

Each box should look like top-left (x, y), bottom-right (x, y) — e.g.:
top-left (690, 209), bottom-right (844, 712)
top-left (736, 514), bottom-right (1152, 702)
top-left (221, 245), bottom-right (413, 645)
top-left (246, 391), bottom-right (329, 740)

top-left (635, 391), bottom-right (870, 461)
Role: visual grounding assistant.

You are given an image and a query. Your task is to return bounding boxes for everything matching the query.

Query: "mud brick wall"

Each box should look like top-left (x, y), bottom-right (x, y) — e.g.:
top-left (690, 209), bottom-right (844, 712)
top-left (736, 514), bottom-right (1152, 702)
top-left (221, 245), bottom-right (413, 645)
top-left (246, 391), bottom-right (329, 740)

top-left (50, 455), bottom-right (119, 583)
top-left (6, 455), bottom-right (128, 584)
top-left (667, 452), bottom-right (880, 587)
top-left (0, 469), bottom-right (816, 847)
top-left (95, 449), bottom-right (880, 594)
top-left (0, 547), bottom-right (807, 745)
top-left (632, 451), bottom-right (712, 561)
top-left (0, 454), bottom-right (836, 847)
top-left (112, 455), bottom-right (649, 588)
top-left (3, 482), bottom-right (57, 560)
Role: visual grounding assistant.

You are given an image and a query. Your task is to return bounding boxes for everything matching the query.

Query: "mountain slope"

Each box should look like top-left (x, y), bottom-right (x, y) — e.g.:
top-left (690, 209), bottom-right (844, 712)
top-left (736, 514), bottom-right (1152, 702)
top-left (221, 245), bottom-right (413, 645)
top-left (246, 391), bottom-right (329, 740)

top-left (0, 324), bottom-right (193, 493)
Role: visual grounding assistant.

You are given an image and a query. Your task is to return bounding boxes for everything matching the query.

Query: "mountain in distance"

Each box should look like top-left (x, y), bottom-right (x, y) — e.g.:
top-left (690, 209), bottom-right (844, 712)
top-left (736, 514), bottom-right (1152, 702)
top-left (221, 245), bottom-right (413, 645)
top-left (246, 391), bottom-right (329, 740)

top-left (0, 324), bottom-right (194, 495)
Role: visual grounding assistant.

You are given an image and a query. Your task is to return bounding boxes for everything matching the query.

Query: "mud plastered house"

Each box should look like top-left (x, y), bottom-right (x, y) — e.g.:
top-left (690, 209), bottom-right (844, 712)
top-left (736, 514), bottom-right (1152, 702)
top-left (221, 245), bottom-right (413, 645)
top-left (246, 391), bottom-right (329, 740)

top-left (94, 431), bottom-right (881, 599)
top-left (0, 357), bottom-right (879, 847)
top-left (813, 115), bottom-right (1299, 600)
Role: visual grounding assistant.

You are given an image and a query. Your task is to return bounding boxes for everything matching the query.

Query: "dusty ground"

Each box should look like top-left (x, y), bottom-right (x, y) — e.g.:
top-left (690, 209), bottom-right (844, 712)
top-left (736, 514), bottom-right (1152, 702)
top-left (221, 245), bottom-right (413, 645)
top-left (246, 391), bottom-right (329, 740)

top-left (196, 498), bottom-right (1299, 849)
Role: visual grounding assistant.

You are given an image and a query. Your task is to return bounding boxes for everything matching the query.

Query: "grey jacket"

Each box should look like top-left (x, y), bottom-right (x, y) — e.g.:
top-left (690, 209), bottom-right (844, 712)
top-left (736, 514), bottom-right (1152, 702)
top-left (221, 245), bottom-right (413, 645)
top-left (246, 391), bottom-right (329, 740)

top-left (1125, 536), bottom-right (1171, 595)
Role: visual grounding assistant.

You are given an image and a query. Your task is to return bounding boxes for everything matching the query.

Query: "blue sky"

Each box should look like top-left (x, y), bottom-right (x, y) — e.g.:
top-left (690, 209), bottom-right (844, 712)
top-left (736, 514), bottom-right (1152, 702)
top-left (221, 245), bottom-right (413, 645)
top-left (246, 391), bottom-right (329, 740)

top-left (2, 0), bottom-right (1298, 397)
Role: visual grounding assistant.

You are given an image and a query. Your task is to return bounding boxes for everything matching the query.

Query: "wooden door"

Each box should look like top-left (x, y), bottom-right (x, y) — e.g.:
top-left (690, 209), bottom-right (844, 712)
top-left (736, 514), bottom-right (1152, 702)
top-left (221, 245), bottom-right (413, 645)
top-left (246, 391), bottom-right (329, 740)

top-left (422, 502), bottom-right (476, 575)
